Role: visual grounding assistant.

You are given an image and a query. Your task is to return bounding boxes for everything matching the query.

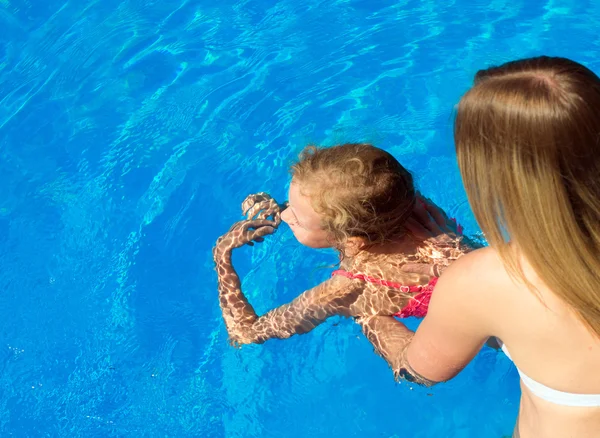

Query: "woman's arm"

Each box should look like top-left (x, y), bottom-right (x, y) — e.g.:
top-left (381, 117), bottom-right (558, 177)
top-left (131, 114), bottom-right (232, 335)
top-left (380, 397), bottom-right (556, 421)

top-left (359, 249), bottom-right (494, 384)
top-left (356, 315), bottom-right (438, 385)
top-left (352, 196), bottom-right (487, 381)
top-left (214, 219), bottom-right (361, 346)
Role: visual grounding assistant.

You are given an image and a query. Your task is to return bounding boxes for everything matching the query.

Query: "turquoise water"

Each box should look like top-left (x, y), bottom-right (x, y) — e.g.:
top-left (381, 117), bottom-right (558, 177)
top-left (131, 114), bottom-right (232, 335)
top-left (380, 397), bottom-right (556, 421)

top-left (1, 0), bottom-right (599, 436)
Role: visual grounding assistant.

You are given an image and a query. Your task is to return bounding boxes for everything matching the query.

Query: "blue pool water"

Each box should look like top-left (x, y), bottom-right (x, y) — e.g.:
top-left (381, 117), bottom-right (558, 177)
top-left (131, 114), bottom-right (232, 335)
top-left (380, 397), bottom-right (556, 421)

top-left (1, 0), bottom-right (600, 436)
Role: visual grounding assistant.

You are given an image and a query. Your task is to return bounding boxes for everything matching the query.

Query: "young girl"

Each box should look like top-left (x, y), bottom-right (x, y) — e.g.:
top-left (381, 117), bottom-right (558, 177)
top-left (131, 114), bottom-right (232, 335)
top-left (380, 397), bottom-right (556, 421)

top-left (213, 143), bottom-right (478, 378)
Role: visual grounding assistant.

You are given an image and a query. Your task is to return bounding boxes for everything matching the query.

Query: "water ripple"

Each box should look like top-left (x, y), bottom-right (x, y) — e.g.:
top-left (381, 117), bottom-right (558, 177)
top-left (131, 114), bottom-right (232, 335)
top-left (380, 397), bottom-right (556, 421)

top-left (1, 0), bottom-right (598, 435)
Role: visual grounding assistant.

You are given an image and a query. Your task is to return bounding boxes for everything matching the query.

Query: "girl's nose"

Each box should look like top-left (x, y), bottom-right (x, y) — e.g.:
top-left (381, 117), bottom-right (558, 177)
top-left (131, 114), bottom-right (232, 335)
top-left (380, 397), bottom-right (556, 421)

top-left (280, 203), bottom-right (291, 224)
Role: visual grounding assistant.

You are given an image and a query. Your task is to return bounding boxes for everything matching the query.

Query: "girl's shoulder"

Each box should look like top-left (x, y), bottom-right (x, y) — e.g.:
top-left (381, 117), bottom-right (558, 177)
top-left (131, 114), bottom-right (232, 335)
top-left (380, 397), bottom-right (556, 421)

top-left (343, 250), bottom-right (433, 286)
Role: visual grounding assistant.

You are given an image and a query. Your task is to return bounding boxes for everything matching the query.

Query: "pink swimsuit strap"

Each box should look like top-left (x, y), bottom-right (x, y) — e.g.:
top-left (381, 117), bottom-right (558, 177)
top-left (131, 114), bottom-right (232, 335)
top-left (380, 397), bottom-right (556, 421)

top-left (331, 270), bottom-right (438, 318)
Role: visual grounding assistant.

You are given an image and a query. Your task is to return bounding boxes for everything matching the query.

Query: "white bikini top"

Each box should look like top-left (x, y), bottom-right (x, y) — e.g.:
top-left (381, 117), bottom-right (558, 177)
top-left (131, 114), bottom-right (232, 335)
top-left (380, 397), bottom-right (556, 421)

top-left (502, 345), bottom-right (600, 407)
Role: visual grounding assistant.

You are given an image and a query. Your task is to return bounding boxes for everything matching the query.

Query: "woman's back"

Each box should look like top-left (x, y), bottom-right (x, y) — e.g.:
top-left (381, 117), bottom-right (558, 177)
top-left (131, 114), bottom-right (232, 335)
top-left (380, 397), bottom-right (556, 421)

top-left (454, 56), bottom-right (600, 436)
top-left (469, 246), bottom-right (600, 437)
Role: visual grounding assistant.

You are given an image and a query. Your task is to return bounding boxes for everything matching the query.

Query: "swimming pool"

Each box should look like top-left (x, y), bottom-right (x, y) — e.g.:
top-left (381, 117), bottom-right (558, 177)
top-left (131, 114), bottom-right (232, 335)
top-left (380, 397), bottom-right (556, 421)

top-left (1, 0), bottom-right (599, 436)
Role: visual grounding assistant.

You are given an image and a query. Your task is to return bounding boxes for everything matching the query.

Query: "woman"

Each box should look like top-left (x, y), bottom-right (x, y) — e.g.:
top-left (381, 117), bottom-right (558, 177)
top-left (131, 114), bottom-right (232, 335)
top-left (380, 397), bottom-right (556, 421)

top-left (384, 56), bottom-right (600, 437)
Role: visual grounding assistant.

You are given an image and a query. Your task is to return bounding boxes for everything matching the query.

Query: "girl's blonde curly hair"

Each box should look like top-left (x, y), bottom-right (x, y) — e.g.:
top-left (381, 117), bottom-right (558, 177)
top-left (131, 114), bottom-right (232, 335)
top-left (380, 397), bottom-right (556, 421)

top-left (290, 143), bottom-right (415, 248)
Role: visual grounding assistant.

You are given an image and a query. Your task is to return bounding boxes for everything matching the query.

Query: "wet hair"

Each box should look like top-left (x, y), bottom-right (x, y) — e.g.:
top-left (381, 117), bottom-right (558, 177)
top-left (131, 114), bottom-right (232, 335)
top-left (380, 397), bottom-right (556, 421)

top-left (290, 143), bottom-right (415, 248)
top-left (455, 56), bottom-right (600, 336)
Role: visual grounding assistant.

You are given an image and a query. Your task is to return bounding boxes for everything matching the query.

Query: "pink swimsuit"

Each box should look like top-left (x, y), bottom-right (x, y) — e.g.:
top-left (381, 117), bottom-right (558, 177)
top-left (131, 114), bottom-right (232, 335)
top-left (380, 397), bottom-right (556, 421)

top-left (331, 270), bottom-right (438, 318)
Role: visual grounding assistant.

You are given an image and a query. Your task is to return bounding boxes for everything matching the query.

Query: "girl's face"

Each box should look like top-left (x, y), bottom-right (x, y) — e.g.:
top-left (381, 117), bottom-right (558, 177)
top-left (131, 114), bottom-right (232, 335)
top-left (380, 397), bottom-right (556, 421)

top-left (281, 181), bottom-right (333, 248)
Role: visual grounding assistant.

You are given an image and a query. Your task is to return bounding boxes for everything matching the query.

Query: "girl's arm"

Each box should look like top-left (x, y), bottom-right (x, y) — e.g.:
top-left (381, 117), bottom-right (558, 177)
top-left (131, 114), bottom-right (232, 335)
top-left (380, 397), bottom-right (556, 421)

top-left (214, 219), bottom-right (360, 346)
top-left (356, 315), bottom-right (438, 385)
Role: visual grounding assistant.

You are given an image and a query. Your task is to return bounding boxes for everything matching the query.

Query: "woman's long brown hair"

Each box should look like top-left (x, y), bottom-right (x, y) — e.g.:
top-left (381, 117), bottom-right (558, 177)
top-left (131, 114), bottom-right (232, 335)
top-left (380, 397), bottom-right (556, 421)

top-left (455, 56), bottom-right (600, 336)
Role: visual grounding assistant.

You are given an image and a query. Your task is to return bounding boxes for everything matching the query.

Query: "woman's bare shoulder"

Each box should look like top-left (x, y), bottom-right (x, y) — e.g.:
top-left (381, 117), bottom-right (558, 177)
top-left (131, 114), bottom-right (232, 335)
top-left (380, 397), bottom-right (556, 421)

top-left (434, 245), bottom-right (515, 312)
top-left (444, 246), bottom-right (506, 279)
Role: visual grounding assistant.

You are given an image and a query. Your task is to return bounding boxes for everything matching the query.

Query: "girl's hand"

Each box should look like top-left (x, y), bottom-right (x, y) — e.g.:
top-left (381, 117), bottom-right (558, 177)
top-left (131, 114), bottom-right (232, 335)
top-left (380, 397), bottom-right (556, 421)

top-left (401, 194), bottom-right (466, 278)
top-left (241, 192), bottom-right (284, 226)
top-left (213, 219), bottom-right (278, 259)
top-left (404, 193), bottom-right (462, 240)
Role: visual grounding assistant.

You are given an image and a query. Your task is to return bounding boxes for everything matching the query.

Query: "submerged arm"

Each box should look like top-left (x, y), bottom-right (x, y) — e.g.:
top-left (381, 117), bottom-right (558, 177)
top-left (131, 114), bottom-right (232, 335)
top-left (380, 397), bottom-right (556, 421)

top-left (356, 315), bottom-right (437, 385)
top-left (214, 220), bottom-right (359, 346)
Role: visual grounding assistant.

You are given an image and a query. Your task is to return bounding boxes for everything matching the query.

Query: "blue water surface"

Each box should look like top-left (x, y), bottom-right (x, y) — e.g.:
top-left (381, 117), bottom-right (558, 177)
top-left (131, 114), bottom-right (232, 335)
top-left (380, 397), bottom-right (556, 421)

top-left (1, 0), bottom-right (599, 436)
